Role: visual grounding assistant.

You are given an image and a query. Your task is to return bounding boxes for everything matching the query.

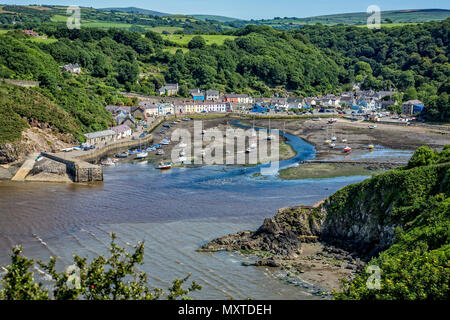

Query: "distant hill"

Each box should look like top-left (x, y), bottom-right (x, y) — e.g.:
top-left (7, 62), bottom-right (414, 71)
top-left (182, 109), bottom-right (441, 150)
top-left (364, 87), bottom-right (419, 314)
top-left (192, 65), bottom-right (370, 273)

top-left (191, 15), bottom-right (242, 22)
top-left (100, 7), bottom-right (170, 16)
top-left (248, 9), bottom-right (450, 28)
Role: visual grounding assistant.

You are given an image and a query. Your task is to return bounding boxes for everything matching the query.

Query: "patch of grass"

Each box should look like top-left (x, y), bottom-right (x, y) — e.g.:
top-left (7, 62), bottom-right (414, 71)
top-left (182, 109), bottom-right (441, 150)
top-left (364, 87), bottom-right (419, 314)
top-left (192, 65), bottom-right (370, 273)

top-left (50, 15), bottom-right (68, 22)
top-left (26, 37), bottom-right (58, 44)
top-left (279, 163), bottom-right (372, 180)
top-left (162, 34), bottom-right (236, 46)
top-left (163, 47), bottom-right (189, 54)
top-left (148, 26), bottom-right (184, 34)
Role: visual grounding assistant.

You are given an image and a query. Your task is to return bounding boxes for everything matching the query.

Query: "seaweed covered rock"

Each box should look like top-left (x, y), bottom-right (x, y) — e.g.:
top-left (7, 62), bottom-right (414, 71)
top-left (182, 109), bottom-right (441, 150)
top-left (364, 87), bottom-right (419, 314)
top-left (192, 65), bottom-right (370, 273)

top-left (199, 205), bottom-right (326, 258)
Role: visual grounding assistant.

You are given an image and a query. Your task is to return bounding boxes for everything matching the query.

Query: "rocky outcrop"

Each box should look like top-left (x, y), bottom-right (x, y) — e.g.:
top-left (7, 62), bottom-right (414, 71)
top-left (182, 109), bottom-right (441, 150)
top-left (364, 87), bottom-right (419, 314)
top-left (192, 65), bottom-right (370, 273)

top-left (199, 205), bottom-right (326, 259)
top-left (0, 127), bottom-right (72, 165)
top-left (0, 143), bottom-right (26, 164)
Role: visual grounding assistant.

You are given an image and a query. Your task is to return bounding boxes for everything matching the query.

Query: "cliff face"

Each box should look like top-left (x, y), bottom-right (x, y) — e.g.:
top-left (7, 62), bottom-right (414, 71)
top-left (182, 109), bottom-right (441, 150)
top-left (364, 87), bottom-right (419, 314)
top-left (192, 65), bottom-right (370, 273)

top-left (320, 163), bottom-right (450, 257)
top-left (0, 127), bottom-right (72, 165)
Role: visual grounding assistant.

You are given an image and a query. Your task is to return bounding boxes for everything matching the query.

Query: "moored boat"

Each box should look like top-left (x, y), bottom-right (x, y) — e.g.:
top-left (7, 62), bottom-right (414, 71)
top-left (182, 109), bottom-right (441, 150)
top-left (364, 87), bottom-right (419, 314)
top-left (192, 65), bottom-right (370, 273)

top-left (135, 152), bottom-right (148, 159)
top-left (343, 146), bottom-right (352, 153)
top-left (157, 162), bottom-right (172, 170)
top-left (115, 152), bottom-right (128, 158)
top-left (101, 158), bottom-right (115, 166)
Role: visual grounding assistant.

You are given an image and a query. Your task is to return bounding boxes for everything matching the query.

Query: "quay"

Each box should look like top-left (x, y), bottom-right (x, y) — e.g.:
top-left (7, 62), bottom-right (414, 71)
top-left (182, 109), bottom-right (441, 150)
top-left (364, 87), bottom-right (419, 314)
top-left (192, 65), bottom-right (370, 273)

top-left (12, 118), bottom-right (163, 183)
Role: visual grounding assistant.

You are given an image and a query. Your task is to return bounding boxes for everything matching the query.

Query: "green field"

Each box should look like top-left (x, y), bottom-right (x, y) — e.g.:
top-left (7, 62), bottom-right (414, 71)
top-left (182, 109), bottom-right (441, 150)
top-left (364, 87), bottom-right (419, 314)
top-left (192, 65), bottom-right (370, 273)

top-left (148, 26), bottom-right (184, 34)
top-left (162, 34), bottom-right (236, 46)
top-left (50, 15), bottom-right (68, 22)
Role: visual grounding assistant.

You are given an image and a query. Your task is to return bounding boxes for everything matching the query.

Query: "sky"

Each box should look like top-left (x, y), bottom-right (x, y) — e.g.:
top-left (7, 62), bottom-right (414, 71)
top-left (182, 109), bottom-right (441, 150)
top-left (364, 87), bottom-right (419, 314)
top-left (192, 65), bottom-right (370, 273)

top-left (1, 0), bottom-right (449, 19)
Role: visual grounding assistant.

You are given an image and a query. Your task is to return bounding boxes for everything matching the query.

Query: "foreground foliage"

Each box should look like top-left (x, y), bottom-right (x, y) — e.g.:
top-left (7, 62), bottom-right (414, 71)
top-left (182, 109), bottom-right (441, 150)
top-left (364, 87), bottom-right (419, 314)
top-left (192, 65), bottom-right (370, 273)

top-left (0, 234), bottom-right (201, 300)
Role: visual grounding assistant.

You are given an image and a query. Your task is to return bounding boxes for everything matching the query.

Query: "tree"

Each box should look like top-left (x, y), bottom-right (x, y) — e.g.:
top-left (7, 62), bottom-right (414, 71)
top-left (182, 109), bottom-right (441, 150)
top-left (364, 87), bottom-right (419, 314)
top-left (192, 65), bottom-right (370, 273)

top-left (117, 60), bottom-right (139, 85)
top-left (188, 36), bottom-right (206, 49)
top-left (0, 234), bottom-right (201, 300)
top-left (91, 54), bottom-right (111, 78)
top-left (404, 87), bottom-right (418, 101)
top-left (407, 146), bottom-right (436, 168)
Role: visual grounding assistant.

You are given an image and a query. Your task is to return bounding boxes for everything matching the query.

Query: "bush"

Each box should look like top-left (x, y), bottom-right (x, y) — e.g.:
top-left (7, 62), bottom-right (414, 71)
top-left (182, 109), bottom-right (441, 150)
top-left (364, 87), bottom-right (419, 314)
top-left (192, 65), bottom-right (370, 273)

top-left (0, 234), bottom-right (201, 300)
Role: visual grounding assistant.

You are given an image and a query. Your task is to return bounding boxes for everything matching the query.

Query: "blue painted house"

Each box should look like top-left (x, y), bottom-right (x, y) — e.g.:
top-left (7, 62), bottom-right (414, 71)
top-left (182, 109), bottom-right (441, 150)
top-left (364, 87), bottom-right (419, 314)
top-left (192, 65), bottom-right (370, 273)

top-left (191, 92), bottom-right (205, 101)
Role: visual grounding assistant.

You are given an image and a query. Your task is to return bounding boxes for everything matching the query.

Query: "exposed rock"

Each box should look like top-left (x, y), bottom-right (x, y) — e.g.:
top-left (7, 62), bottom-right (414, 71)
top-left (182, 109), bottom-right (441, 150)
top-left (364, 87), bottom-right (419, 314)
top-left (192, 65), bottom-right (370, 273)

top-left (199, 205), bottom-right (326, 258)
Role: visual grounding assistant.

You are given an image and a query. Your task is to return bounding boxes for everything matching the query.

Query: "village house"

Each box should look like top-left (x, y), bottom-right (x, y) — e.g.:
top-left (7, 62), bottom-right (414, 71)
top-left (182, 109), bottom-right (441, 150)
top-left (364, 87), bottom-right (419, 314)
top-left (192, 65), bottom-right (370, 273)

top-left (174, 102), bottom-right (231, 114)
top-left (206, 90), bottom-right (220, 101)
top-left (191, 91), bottom-right (205, 101)
top-left (189, 88), bottom-right (202, 95)
top-left (111, 124), bottom-right (132, 140)
top-left (158, 103), bottom-right (174, 115)
top-left (224, 94), bottom-right (253, 104)
top-left (115, 113), bottom-right (136, 129)
top-left (138, 101), bottom-right (159, 117)
top-left (402, 100), bottom-right (425, 115)
top-left (131, 106), bottom-right (146, 119)
top-left (23, 29), bottom-right (47, 39)
top-left (106, 105), bottom-right (132, 115)
top-left (84, 130), bottom-right (117, 145)
top-left (339, 96), bottom-right (354, 107)
top-left (158, 83), bottom-right (179, 96)
top-left (61, 63), bottom-right (81, 73)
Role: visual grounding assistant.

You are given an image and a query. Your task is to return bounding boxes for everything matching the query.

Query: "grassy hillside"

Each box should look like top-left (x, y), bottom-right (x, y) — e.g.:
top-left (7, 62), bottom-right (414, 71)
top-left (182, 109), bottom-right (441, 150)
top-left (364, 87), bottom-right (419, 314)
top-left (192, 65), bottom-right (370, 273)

top-left (224, 9), bottom-right (450, 29)
top-left (0, 83), bottom-right (81, 143)
top-left (325, 146), bottom-right (450, 299)
top-left (99, 7), bottom-right (170, 16)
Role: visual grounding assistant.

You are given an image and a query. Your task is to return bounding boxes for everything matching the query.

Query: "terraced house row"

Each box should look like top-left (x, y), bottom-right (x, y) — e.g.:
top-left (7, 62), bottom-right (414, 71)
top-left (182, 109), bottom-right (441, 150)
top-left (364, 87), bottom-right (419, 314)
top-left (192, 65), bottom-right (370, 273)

top-left (137, 101), bottom-right (233, 116)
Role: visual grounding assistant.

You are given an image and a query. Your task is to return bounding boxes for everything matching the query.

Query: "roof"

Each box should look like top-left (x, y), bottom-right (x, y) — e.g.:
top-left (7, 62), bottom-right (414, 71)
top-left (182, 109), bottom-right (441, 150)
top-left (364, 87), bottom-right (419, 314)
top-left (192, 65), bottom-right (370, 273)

top-left (226, 94), bottom-right (249, 98)
top-left (206, 89), bottom-right (219, 95)
top-left (403, 100), bottom-right (424, 105)
top-left (164, 83), bottom-right (178, 90)
top-left (111, 125), bottom-right (131, 133)
top-left (84, 130), bottom-right (116, 139)
top-left (191, 92), bottom-right (204, 97)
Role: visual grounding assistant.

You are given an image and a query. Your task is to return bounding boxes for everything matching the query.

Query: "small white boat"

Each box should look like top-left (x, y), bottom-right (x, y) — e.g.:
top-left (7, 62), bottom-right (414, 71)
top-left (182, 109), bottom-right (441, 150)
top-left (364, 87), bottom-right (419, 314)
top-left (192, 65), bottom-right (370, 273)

top-left (267, 135), bottom-right (273, 140)
top-left (329, 143), bottom-right (336, 148)
top-left (157, 162), bottom-right (172, 170)
top-left (135, 152), bottom-right (148, 159)
top-left (342, 138), bottom-right (348, 143)
top-left (369, 125), bottom-right (377, 129)
top-left (245, 148), bottom-right (252, 153)
top-left (157, 149), bottom-right (165, 155)
top-left (179, 150), bottom-right (185, 157)
top-left (331, 136), bottom-right (337, 141)
top-left (201, 130), bottom-right (206, 135)
top-left (101, 158), bottom-right (115, 166)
